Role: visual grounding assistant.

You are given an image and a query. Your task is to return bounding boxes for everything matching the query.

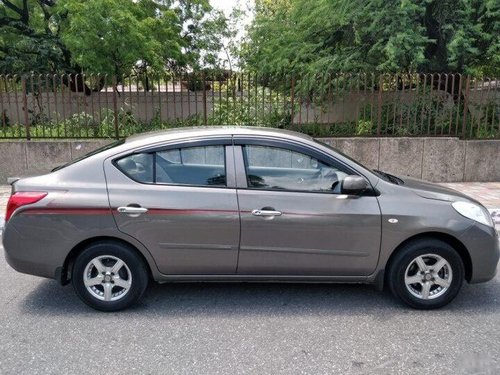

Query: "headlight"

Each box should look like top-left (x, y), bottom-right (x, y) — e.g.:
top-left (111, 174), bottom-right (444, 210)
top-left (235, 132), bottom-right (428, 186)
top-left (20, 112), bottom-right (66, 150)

top-left (452, 201), bottom-right (494, 227)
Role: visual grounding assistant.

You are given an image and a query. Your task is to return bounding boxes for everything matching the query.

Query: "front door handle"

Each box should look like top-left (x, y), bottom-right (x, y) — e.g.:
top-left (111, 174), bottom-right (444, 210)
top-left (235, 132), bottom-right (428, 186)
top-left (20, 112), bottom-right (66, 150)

top-left (117, 206), bottom-right (149, 217)
top-left (252, 209), bottom-right (282, 217)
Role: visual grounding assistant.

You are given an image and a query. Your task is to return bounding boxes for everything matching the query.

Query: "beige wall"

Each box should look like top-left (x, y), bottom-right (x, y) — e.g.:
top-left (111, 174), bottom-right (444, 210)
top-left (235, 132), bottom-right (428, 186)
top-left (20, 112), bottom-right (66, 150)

top-left (0, 92), bottom-right (214, 125)
top-left (1, 88), bottom-right (496, 125)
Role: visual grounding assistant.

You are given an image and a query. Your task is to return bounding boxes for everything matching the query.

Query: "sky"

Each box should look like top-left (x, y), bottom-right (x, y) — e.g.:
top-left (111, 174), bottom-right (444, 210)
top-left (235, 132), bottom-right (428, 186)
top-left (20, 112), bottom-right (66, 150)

top-left (210, 0), bottom-right (253, 21)
top-left (210, 0), bottom-right (254, 35)
top-left (210, 0), bottom-right (237, 15)
top-left (209, 0), bottom-right (255, 69)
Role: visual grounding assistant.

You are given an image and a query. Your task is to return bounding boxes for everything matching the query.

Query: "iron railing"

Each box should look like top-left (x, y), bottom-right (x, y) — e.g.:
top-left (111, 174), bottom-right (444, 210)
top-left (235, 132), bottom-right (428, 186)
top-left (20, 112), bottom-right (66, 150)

top-left (0, 73), bottom-right (498, 139)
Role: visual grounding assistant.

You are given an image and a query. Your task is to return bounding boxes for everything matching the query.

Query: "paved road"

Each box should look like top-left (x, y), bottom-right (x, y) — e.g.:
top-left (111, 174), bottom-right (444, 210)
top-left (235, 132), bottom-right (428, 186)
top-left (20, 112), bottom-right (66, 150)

top-left (1, 183), bottom-right (500, 374)
top-left (1, 240), bottom-right (499, 374)
top-left (0, 185), bottom-right (8, 234)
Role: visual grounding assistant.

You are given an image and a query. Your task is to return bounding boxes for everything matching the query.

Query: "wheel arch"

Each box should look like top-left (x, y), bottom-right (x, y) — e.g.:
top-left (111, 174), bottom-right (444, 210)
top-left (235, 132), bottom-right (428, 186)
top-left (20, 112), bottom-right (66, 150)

top-left (384, 232), bottom-right (472, 285)
top-left (59, 236), bottom-right (154, 285)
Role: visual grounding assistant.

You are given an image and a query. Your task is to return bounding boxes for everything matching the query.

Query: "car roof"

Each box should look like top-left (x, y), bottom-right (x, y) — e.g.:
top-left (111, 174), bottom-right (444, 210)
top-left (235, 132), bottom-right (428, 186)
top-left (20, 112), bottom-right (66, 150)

top-left (45, 125), bottom-right (378, 188)
top-left (125, 126), bottom-right (313, 146)
top-left (119, 127), bottom-right (377, 185)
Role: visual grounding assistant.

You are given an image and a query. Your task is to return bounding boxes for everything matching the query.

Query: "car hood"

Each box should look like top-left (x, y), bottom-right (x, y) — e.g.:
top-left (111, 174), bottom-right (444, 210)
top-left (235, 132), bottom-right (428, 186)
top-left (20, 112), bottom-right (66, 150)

top-left (399, 176), bottom-right (477, 203)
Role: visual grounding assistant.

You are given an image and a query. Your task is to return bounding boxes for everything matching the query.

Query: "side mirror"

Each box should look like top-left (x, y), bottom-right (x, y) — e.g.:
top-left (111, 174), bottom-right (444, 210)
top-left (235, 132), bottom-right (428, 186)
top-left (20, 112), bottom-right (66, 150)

top-left (341, 175), bottom-right (368, 195)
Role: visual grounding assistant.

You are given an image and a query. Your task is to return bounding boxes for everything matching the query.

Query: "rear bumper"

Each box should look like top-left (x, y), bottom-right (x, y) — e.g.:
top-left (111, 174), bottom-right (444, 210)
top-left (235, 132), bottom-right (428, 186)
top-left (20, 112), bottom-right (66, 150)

top-left (460, 224), bottom-right (500, 283)
top-left (2, 223), bottom-right (60, 280)
top-left (4, 245), bottom-right (58, 280)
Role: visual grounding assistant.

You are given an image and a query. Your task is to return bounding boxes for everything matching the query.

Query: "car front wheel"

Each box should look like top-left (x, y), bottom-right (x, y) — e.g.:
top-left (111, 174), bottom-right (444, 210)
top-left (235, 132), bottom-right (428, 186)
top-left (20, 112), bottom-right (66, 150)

top-left (72, 241), bottom-right (149, 311)
top-left (388, 239), bottom-right (465, 309)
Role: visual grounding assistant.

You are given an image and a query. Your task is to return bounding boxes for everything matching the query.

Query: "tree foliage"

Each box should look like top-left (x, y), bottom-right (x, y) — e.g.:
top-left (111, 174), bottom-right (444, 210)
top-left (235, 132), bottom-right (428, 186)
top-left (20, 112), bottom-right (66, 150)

top-left (241, 0), bottom-right (500, 76)
top-left (57, 0), bottom-right (180, 76)
top-left (0, 0), bottom-right (68, 73)
top-left (0, 0), bottom-right (229, 75)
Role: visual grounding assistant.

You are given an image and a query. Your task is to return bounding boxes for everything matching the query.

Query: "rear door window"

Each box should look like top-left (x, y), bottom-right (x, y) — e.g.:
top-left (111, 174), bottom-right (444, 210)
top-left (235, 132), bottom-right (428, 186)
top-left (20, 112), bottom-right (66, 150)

top-left (115, 145), bottom-right (226, 187)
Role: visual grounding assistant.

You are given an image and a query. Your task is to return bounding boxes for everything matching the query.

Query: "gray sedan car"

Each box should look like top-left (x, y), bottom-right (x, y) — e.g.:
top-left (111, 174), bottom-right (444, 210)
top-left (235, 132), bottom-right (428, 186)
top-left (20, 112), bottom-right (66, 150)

top-left (3, 127), bottom-right (499, 311)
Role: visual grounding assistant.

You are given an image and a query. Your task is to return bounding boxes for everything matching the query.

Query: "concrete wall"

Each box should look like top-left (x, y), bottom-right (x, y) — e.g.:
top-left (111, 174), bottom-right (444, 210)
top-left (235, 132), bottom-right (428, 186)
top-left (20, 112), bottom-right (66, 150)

top-left (320, 137), bottom-right (500, 182)
top-left (0, 140), bottom-right (113, 184)
top-left (0, 137), bottom-right (499, 184)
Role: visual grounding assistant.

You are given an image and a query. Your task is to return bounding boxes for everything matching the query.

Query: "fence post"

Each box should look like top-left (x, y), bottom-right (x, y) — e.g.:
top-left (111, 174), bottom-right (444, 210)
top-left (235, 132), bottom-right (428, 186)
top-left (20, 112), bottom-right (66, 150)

top-left (290, 76), bottom-right (295, 127)
top-left (202, 72), bottom-right (207, 126)
top-left (22, 76), bottom-right (30, 140)
top-left (376, 75), bottom-right (383, 135)
top-left (461, 75), bottom-right (471, 139)
top-left (112, 76), bottom-right (119, 139)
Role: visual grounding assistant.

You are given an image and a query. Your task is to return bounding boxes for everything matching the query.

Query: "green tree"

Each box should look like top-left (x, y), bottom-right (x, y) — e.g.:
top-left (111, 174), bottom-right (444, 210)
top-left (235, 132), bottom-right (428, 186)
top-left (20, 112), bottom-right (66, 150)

top-left (0, 0), bottom-right (229, 76)
top-left (241, 0), bottom-right (500, 76)
top-left (169, 0), bottom-right (229, 71)
top-left (0, 0), bottom-right (69, 73)
top-left (57, 0), bottom-right (181, 76)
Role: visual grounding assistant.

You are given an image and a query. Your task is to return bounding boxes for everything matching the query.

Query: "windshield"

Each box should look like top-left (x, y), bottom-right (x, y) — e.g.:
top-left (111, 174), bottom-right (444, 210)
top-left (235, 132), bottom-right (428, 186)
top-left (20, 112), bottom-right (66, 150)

top-left (52, 140), bottom-right (125, 172)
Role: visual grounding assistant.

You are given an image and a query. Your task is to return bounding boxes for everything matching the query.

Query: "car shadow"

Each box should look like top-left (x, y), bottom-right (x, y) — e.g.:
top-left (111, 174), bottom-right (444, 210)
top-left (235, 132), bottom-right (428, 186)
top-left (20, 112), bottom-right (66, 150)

top-left (20, 276), bottom-right (500, 317)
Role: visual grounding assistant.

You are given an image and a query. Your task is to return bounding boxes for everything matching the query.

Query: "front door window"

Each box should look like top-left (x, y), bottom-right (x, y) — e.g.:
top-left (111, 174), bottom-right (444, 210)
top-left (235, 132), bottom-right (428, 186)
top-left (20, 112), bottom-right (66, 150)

top-left (242, 145), bottom-right (350, 193)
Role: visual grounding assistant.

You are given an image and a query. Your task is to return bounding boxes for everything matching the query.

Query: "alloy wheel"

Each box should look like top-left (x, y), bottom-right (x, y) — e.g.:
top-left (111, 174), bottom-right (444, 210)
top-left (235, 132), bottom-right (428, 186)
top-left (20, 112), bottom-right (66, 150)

top-left (404, 253), bottom-right (453, 300)
top-left (83, 255), bottom-right (132, 302)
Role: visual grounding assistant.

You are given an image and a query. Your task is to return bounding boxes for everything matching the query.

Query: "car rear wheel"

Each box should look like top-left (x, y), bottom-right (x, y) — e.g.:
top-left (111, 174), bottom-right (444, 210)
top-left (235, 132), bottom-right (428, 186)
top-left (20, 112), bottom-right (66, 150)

top-left (388, 239), bottom-right (464, 309)
top-left (72, 241), bottom-right (149, 311)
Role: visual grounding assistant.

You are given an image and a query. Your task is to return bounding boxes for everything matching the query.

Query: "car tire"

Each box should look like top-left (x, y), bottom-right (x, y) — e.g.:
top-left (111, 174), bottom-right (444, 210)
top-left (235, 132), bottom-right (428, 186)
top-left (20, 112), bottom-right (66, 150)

top-left (72, 241), bottom-right (149, 312)
top-left (388, 238), bottom-right (464, 309)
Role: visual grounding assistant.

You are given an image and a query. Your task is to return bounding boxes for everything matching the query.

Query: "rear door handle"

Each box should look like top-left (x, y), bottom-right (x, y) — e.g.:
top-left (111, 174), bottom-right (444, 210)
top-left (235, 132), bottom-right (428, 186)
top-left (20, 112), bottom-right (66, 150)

top-left (252, 209), bottom-right (282, 217)
top-left (117, 206), bottom-right (148, 216)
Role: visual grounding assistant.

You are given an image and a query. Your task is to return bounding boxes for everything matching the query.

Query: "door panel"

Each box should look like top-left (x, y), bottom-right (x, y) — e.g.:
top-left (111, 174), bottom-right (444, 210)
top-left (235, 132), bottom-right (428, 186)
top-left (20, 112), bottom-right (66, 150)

top-left (104, 144), bottom-right (240, 275)
top-left (237, 190), bottom-right (381, 276)
top-left (235, 143), bottom-right (382, 276)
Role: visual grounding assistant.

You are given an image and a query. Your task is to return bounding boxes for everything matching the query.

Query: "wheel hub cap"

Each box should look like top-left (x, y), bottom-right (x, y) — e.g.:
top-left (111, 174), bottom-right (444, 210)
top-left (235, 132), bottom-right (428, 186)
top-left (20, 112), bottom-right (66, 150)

top-left (404, 253), bottom-right (453, 300)
top-left (83, 255), bottom-right (132, 302)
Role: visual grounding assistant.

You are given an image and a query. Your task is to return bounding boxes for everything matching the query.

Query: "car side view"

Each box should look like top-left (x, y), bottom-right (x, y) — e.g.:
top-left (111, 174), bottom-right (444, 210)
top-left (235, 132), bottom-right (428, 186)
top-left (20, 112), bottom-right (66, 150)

top-left (3, 127), bottom-right (499, 311)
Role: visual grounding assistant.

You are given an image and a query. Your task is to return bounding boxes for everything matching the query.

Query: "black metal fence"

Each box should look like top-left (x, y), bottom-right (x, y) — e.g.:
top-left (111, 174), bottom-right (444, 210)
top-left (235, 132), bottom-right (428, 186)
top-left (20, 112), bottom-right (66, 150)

top-left (0, 73), bottom-right (498, 139)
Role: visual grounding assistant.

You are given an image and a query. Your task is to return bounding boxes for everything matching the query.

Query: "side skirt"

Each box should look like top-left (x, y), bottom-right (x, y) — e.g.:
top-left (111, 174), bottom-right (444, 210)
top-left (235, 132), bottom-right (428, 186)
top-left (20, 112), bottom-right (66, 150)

top-left (155, 274), bottom-right (375, 284)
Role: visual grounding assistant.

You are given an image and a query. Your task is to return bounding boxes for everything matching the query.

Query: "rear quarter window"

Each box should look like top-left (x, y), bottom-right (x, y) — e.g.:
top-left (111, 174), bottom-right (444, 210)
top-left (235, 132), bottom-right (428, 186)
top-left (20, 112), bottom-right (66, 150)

top-left (116, 153), bottom-right (154, 183)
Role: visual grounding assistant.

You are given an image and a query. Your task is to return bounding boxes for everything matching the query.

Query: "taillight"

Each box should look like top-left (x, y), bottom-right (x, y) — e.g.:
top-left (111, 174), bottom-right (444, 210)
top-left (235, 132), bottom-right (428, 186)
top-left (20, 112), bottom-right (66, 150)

top-left (5, 192), bottom-right (48, 222)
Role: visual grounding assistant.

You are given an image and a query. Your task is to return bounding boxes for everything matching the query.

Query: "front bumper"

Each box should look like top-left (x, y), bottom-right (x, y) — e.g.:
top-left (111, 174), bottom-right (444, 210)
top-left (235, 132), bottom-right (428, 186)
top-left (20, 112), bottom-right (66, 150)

top-left (460, 224), bottom-right (500, 283)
